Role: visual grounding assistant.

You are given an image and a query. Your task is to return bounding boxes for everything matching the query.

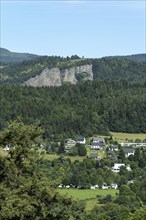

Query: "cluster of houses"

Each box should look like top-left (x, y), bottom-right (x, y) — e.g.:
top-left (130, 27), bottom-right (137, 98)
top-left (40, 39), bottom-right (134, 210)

top-left (65, 136), bottom-right (140, 161)
top-left (2, 136), bottom-right (146, 160)
top-left (58, 182), bottom-right (118, 190)
top-left (120, 142), bottom-right (146, 148)
top-left (65, 137), bottom-right (86, 151)
top-left (108, 145), bottom-right (135, 158)
top-left (65, 136), bottom-right (105, 151)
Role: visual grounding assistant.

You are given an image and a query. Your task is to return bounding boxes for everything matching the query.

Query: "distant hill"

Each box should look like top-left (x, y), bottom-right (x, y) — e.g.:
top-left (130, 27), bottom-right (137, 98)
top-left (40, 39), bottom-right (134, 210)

top-left (0, 48), bottom-right (38, 64)
top-left (125, 54), bottom-right (146, 62)
top-left (106, 54), bottom-right (146, 63)
top-left (0, 50), bottom-right (145, 85)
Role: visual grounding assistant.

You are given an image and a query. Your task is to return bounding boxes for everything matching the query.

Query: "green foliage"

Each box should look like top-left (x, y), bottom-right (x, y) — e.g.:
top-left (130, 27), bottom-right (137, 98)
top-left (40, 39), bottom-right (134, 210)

top-left (0, 120), bottom-right (87, 220)
top-left (126, 207), bottom-right (146, 220)
top-left (0, 79), bottom-right (146, 138)
top-left (1, 55), bottom-right (146, 84)
top-left (76, 143), bottom-right (87, 156)
top-left (92, 57), bottom-right (146, 83)
top-left (58, 141), bottom-right (65, 154)
top-left (98, 194), bottom-right (112, 204)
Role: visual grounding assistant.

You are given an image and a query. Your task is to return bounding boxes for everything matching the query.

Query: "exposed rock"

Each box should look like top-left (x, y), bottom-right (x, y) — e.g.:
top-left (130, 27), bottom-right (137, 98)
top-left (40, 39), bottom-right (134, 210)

top-left (25, 67), bottom-right (61, 87)
top-left (25, 64), bottom-right (93, 87)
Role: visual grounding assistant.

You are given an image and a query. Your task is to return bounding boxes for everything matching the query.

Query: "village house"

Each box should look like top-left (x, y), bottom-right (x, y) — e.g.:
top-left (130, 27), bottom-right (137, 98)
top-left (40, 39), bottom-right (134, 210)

top-left (3, 145), bottom-right (10, 151)
top-left (91, 142), bottom-right (103, 150)
top-left (121, 142), bottom-right (146, 147)
top-left (92, 137), bottom-right (105, 144)
top-left (110, 145), bottom-right (119, 151)
top-left (89, 153), bottom-right (101, 160)
top-left (123, 148), bottom-right (134, 157)
top-left (65, 139), bottom-right (76, 150)
top-left (76, 137), bottom-right (86, 144)
top-left (112, 163), bottom-right (131, 172)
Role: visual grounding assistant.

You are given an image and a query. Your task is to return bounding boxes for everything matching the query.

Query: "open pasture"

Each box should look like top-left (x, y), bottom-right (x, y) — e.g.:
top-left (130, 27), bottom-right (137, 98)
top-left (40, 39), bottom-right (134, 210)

top-left (110, 132), bottom-right (146, 143)
top-left (57, 188), bottom-right (118, 211)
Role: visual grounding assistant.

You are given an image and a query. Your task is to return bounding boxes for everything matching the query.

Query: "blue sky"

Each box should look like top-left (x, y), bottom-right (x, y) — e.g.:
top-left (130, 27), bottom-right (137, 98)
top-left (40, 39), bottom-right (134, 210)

top-left (1, 0), bottom-right (145, 58)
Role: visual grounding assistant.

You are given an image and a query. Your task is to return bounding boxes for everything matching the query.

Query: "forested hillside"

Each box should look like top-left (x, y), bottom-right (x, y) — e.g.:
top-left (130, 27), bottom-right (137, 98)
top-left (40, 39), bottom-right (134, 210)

top-left (0, 48), bottom-right (38, 64)
top-left (0, 80), bottom-right (146, 138)
top-left (0, 55), bottom-right (146, 85)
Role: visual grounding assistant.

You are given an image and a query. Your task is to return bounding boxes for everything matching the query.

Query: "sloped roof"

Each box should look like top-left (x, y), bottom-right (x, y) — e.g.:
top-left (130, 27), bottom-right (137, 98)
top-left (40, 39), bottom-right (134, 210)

top-left (123, 148), bottom-right (134, 154)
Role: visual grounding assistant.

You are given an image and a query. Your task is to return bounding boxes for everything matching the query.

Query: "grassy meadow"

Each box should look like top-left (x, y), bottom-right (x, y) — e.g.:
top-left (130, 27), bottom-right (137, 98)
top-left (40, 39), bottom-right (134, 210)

top-left (43, 153), bottom-right (86, 162)
top-left (0, 147), bottom-right (8, 157)
top-left (110, 132), bottom-right (146, 143)
top-left (57, 188), bottom-right (118, 211)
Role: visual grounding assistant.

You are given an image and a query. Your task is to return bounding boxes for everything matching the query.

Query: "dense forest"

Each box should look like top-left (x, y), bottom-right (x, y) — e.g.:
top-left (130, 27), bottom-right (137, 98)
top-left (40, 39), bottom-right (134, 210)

top-left (0, 79), bottom-right (146, 139)
top-left (0, 52), bottom-right (146, 219)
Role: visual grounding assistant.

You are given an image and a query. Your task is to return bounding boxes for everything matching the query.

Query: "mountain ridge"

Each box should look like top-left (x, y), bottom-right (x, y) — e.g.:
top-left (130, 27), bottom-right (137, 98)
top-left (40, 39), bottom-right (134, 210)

top-left (0, 48), bottom-right (146, 86)
top-left (1, 47), bottom-right (146, 63)
top-left (0, 47), bottom-right (38, 63)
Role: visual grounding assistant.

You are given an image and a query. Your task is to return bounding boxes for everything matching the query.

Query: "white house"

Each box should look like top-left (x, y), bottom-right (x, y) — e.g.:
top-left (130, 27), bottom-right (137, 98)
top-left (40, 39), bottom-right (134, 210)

top-left (111, 183), bottom-right (118, 189)
top-left (112, 163), bottom-right (125, 173)
top-left (112, 163), bottom-right (131, 173)
top-left (90, 184), bottom-right (99, 189)
top-left (102, 183), bottom-right (110, 189)
top-left (92, 137), bottom-right (105, 144)
top-left (123, 148), bottom-right (134, 157)
top-left (76, 137), bottom-right (86, 144)
top-left (91, 142), bottom-right (102, 150)
top-left (65, 139), bottom-right (76, 150)
top-left (110, 145), bottom-right (119, 151)
top-left (3, 146), bottom-right (10, 151)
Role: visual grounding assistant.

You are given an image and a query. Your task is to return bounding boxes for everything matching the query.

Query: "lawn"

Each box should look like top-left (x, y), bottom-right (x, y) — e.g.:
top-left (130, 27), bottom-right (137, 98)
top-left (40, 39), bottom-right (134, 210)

top-left (43, 153), bottom-right (86, 162)
top-left (110, 132), bottom-right (146, 143)
top-left (57, 188), bottom-right (118, 211)
top-left (0, 147), bottom-right (8, 157)
top-left (87, 148), bottom-right (106, 158)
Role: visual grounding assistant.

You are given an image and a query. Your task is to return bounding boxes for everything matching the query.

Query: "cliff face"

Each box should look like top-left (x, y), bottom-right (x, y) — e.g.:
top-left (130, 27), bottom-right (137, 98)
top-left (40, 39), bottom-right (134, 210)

top-left (25, 64), bottom-right (93, 87)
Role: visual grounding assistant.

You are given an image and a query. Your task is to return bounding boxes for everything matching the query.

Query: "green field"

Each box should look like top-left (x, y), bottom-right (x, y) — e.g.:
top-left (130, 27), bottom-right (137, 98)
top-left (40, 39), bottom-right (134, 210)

top-left (43, 153), bottom-right (86, 162)
top-left (110, 132), bottom-right (146, 143)
top-left (0, 147), bottom-right (8, 157)
top-left (57, 188), bottom-right (118, 211)
top-left (87, 148), bottom-right (106, 158)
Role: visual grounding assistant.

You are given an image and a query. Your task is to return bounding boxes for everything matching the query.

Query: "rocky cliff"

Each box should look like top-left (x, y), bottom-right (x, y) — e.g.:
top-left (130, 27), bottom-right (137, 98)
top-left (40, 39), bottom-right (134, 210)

top-left (25, 64), bottom-right (93, 87)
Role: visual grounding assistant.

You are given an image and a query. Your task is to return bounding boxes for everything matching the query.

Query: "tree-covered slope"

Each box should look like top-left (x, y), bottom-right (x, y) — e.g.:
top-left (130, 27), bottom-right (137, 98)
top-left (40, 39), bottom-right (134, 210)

top-left (125, 54), bottom-right (146, 62)
top-left (0, 80), bottom-right (146, 138)
top-left (105, 54), bottom-right (146, 63)
top-left (0, 48), bottom-right (38, 64)
top-left (92, 57), bottom-right (146, 82)
top-left (0, 55), bottom-right (145, 85)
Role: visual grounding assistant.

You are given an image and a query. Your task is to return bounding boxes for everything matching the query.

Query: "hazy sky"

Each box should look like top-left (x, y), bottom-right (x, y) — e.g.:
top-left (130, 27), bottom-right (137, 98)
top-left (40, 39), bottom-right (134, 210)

top-left (1, 0), bottom-right (146, 58)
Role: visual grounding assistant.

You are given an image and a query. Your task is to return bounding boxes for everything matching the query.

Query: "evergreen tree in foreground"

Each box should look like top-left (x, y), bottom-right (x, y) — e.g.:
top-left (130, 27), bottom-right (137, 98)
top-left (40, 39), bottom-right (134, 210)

top-left (0, 119), bottom-right (87, 220)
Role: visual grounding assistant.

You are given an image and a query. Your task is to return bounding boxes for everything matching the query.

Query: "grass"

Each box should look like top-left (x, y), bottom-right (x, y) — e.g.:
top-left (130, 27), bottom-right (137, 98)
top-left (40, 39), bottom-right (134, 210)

top-left (41, 152), bottom-right (86, 162)
top-left (42, 149), bottom-right (105, 162)
top-left (0, 147), bottom-right (8, 157)
top-left (110, 132), bottom-right (146, 143)
top-left (57, 188), bottom-right (118, 211)
top-left (87, 148), bottom-right (106, 158)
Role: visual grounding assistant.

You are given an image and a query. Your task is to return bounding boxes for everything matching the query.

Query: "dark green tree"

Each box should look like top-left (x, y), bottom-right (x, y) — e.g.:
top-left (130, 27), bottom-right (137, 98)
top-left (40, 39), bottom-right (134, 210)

top-left (76, 143), bottom-right (87, 156)
top-left (0, 119), bottom-right (87, 220)
top-left (58, 140), bottom-right (65, 154)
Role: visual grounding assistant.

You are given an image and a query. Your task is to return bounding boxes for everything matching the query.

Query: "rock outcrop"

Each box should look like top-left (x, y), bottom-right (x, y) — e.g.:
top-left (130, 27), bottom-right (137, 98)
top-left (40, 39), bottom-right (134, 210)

top-left (25, 64), bottom-right (93, 87)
